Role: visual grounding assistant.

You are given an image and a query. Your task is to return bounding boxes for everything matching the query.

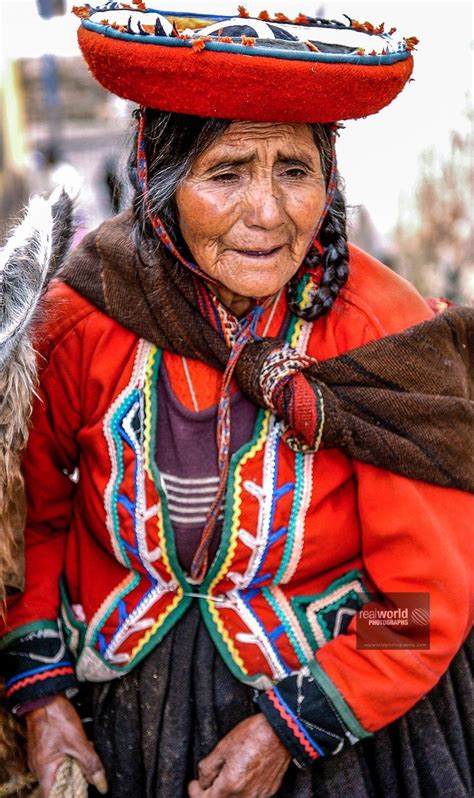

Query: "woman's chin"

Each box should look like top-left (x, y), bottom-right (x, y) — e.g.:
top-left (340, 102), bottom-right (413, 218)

top-left (224, 280), bottom-right (284, 300)
top-left (221, 260), bottom-right (300, 299)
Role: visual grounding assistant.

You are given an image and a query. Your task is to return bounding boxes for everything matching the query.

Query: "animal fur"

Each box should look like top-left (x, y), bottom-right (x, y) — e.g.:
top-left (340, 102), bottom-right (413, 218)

top-left (0, 188), bottom-right (74, 603)
top-left (0, 189), bottom-right (75, 789)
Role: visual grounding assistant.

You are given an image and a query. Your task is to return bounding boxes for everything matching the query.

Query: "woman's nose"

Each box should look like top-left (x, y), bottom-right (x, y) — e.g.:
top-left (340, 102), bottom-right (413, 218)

top-left (243, 177), bottom-right (286, 229)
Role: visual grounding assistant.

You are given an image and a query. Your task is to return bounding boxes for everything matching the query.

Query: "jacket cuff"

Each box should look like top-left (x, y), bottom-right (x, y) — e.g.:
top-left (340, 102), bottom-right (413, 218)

top-left (15, 693), bottom-right (64, 716)
top-left (257, 663), bottom-right (371, 768)
top-left (0, 620), bottom-right (77, 713)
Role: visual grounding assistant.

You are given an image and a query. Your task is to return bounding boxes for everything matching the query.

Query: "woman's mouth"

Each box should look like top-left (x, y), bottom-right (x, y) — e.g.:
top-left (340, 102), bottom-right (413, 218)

top-left (233, 245), bottom-right (284, 258)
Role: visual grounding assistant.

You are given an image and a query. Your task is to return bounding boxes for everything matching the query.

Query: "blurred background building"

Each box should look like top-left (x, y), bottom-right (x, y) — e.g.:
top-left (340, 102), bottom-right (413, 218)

top-left (1, 0), bottom-right (473, 302)
top-left (1, 0), bottom-right (135, 245)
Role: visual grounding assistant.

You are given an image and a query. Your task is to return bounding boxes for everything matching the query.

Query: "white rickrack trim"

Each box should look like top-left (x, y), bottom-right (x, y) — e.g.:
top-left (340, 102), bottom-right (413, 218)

top-left (102, 339), bottom-right (152, 566)
top-left (306, 579), bottom-right (365, 648)
top-left (280, 452), bottom-right (314, 583)
top-left (226, 588), bottom-right (288, 680)
top-left (268, 584), bottom-right (314, 663)
top-left (104, 579), bottom-right (177, 659)
top-left (236, 418), bottom-right (280, 589)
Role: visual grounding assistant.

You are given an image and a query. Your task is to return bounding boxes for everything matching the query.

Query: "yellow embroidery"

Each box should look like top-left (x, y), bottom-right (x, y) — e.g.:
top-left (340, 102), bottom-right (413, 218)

top-left (206, 412), bottom-right (272, 673)
top-left (128, 345), bottom-right (184, 663)
top-left (85, 574), bottom-right (138, 648)
top-left (129, 590), bottom-right (183, 661)
top-left (289, 279), bottom-right (312, 349)
top-left (290, 317), bottom-right (304, 349)
top-left (143, 345), bottom-right (158, 481)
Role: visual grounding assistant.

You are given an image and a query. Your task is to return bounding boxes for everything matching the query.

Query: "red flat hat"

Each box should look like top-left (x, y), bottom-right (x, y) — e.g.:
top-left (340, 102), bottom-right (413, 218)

top-left (74, 3), bottom-right (417, 122)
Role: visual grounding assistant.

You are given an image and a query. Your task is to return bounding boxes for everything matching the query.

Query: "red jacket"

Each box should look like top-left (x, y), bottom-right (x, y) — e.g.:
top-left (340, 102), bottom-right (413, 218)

top-left (1, 245), bottom-right (472, 764)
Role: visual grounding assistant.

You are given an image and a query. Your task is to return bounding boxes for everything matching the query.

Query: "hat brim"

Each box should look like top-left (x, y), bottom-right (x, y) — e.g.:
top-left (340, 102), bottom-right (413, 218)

top-left (78, 23), bottom-right (413, 123)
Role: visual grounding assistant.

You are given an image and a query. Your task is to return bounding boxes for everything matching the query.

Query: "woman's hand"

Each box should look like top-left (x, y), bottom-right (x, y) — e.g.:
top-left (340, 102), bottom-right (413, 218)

top-left (25, 695), bottom-right (108, 797)
top-left (188, 713), bottom-right (291, 798)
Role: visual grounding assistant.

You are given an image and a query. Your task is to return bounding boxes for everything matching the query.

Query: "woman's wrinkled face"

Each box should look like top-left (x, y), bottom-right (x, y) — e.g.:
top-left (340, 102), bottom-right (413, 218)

top-left (175, 121), bottom-right (326, 301)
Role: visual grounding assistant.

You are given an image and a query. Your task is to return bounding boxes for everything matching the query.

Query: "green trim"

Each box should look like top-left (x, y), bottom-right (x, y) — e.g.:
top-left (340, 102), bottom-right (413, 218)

top-left (291, 569), bottom-right (371, 650)
top-left (77, 594), bottom-right (193, 677)
top-left (274, 451), bottom-right (304, 584)
top-left (200, 408), bottom-right (267, 591)
top-left (106, 592), bottom-right (193, 675)
top-left (0, 619), bottom-right (59, 652)
top-left (60, 579), bottom-right (80, 624)
top-left (147, 349), bottom-right (196, 591)
top-left (262, 586), bottom-right (309, 665)
top-left (295, 273), bottom-right (312, 304)
top-left (89, 573), bottom-right (141, 648)
top-left (108, 387), bottom-right (143, 568)
top-left (125, 593), bottom-right (192, 669)
top-left (285, 313), bottom-right (299, 346)
top-left (60, 578), bottom-right (87, 656)
top-left (198, 602), bottom-right (272, 689)
top-left (307, 659), bottom-right (372, 740)
top-left (317, 592), bottom-right (359, 641)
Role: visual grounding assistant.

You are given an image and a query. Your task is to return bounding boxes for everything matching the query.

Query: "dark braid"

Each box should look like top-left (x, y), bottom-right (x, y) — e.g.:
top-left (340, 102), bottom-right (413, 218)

top-left (287, 186), bottom-right (349, 322)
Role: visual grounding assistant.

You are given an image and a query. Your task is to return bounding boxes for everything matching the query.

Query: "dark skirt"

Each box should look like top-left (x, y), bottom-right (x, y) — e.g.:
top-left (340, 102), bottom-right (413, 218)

top-left (78, 602), bottom-right (473, 798)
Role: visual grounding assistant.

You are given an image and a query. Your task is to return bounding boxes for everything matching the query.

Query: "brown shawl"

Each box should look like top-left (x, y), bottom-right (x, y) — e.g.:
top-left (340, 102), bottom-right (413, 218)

top-left (59, 210), bottom-right (474, 493)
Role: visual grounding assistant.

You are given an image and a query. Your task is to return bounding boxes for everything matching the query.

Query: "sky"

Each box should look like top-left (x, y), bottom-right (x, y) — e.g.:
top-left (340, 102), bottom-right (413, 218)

top-left (1, 0), bottom-right (473, 235)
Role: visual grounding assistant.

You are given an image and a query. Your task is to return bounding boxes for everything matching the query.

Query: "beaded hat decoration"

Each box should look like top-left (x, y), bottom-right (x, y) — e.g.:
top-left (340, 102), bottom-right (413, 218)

top-left (74, 2), bottom-right (418, 123)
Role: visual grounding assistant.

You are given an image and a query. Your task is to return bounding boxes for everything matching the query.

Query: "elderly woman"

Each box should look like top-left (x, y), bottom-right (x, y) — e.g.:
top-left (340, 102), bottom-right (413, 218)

top-left (0, 4), bottom-right (472, 798)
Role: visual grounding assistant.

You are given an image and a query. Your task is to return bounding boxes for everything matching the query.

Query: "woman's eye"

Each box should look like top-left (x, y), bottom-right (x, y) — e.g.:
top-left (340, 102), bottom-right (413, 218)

top-left (282, 167), bottom-right (307, 178)
top-left (212, 172), bottom-right (239, 183)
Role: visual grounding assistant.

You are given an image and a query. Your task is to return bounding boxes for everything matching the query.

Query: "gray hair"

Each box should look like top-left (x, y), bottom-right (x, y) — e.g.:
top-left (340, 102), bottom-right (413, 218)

top-left (129, 109), bottom-right (349, 321)
top-left (129, 110), bottom-right (334, 248)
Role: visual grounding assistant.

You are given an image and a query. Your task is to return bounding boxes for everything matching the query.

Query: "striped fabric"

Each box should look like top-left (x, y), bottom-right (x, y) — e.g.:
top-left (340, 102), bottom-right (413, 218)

top-left (160, 473), bottom-right (224, 526)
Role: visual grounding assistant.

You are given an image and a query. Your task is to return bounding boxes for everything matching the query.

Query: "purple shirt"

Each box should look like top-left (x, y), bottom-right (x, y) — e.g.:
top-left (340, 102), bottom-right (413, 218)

top-left (155, 362), bottom-right (259, 574)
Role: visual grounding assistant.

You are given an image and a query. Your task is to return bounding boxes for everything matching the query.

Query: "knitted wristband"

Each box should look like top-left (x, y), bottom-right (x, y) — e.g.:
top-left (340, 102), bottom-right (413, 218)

top-left (0, 620), bottom-right (77, 713)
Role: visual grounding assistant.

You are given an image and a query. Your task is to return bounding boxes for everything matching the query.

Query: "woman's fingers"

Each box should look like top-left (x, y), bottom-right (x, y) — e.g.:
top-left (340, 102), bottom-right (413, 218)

top-left (187, 779), bottom-right (203, 797)
top-left (34, 755), bottom-right (107, 798)
top-left (26, 695), bottom-right (108, 795)
top-left (72, 745), bottom-right (108, 794)
top-left (37, 759), bottom-right (64, 798)
top-left (189, 714), bottom-right (291, 798)
top-left (89, 768), bottom-right (109, 794)
top-left (36, 755), bottom-right (107, 798)
top-left (197, 752), bottom-right (225, 789)
top-left (189, 772), bottom-right (275, 798)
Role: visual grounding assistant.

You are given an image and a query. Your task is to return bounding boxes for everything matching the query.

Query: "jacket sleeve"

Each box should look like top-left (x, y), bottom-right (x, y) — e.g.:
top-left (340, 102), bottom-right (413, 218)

top-left (258, 432), bottom-right (473, 768)
top-left (0, 309), bottom-right (87, 711)
top-left (258, 262), bottom-right (473, 766)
